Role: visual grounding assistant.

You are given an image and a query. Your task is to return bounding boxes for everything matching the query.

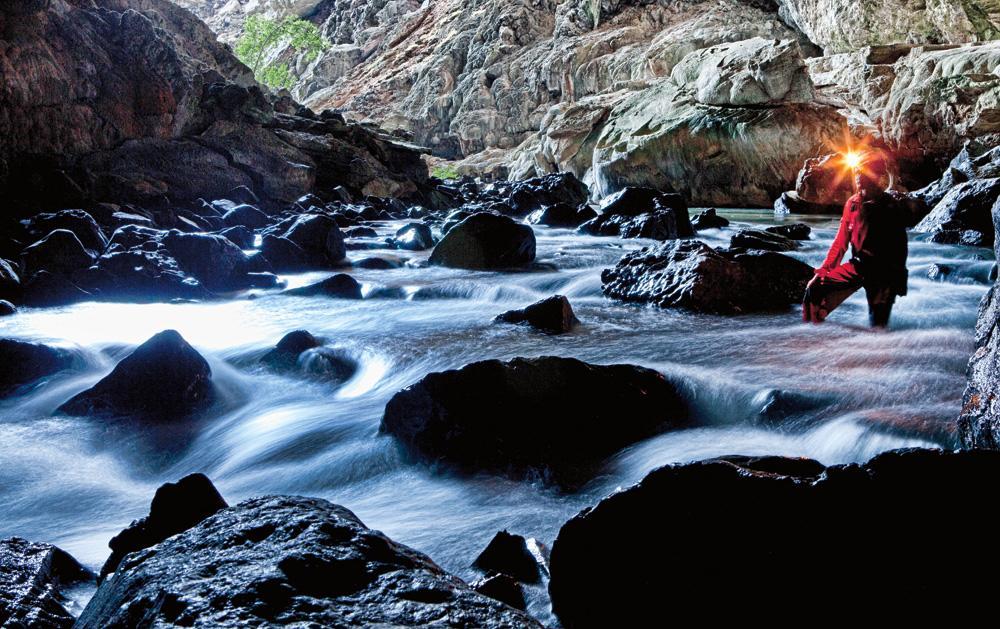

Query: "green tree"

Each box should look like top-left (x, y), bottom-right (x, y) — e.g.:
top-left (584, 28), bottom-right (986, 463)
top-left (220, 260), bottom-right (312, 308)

top-left (234, 15), bottom-right (329, 91)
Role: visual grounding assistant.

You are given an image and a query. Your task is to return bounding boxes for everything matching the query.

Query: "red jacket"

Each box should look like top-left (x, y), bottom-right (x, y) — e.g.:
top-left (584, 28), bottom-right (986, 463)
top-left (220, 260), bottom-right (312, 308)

top-left (820, 191), bottom-right (909, 295)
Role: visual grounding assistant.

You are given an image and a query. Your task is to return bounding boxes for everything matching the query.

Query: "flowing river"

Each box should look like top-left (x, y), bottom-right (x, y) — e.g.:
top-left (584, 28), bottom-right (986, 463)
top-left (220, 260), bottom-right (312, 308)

top-left (0, 211), bottom-right (992, 621)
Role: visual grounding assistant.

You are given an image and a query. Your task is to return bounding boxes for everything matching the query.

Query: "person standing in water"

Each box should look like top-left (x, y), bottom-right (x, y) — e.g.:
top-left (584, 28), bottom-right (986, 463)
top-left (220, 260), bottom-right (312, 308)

top-left (802, 152), bottom-right (909, 327)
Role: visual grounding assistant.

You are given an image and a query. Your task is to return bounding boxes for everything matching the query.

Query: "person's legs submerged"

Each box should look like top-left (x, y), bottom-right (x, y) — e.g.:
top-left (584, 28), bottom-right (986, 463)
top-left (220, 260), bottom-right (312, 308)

top-left (865, 285), bottom-right (896, 328)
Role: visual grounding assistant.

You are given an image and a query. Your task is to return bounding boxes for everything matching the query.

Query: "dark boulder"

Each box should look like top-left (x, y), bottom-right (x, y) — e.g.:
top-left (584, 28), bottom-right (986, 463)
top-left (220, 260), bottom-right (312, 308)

top-left (0, 258), bottom-right (21, 302)
top-left (526, 203), bottom-right (595, 228)
top-left (380, 356), bottom-right (689, 487)
top-left (20, 271), bottom-right (93, 307)
top-left (691, 208), bottom-right (729, 230)
top-left (355, 257), bottom-right (402, 270)
top-left (25, 210), bottom-right (108, 253)
top-left (57, 330), bottom-right (213, 419)
top-left (281, 214), bottom-right (347, 267)
top-left (222, 204), bottom-right (270, 229)
top-left (473, 531), bottom-right (542, 584)
top-left (0, 300), bottom-right (15, 316)
top-left (0, 339), bottom-right (76, 397)
top-left (260, 235), bottom-right (309, 272)
top-left (603, 240), bottom-right (813, 314)
top-left (84, 249), bottom-right (207, 303)
top-left (765, 222), bottom-right (811, 240)
top-left (507, 173), bottom-right (589, 216)
top-left (219, 225), bottom-right (255, 249)
top-left (21, 229), bottom-right (96, 277)
top-left (100, 473), bottom-right (228, 578)
top-left (471, 574), bottom-right (526, 611)
top-left (285, 274), bottom-right (363, 299)
top-left (76, 495), bottom-right (542, 628)
top-left (442, 209), bottom-right (473, 234)
top-left (597, 187), bottom-right (685, 218)
top-left (548, 448), bottom-right (1000, 627)
top-left (729, 228), bottom-right (799, 251)
top-left (161, 231), bottom-right (250, 291)
top-left (393, 223), bottom-right (434, 251)
top-left (260, 330), bottom-right (320, 371)
top-left (429, 213), bottom-right (535, 270)
top-left (495, 295), bottom-right (579, 334)
top-left (913, 178), bottom-right (1000, 247)
top-left (0, 537), bottom-right (95, 629)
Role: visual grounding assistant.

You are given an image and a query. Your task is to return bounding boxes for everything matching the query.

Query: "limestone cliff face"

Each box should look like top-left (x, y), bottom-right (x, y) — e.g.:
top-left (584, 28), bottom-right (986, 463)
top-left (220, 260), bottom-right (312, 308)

top-left (0, 0), bottom-right (431, 213)
top-left (171, 0), bottom-right (1000, 204)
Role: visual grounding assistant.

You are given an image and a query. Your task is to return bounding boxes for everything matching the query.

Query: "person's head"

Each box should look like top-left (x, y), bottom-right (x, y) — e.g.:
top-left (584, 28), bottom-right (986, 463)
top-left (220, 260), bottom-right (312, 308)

top-left (854, 153), bottom-right (890, 196)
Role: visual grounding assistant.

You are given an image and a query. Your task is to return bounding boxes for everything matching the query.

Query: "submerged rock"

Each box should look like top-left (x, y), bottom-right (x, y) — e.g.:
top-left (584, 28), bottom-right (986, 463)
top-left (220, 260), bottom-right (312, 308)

top-left (0, 537), bottom-right (95, 629)
top-left (260, 330), bottom-right (322, 372)
top-left (380, 356), bottom-right (689, 487)
top-left (285, 274), bottom-right (363, 299)
top-left (601, 240), bottom-right (813, 314)
top-left (765, 223), bottom-right (812, 240)
top-left (548, 448), bottom-right (1000, 626)
top-left (495, 295), bottom-right (580, 334)
top-left (429, 213), bottom-right (536, 270)
top-left (0, 339), bottom-right (76, 397)
top-left (100, 473), bottom-right (228, 579)
top-left (76, 495), bottom-right (542, 628)
top-left (691, 209), bottom-right (729, 230)
top-left (57, 330), bottom-right (213, 419)
top-left (471, 574), bottom-right (526, 611)
top-left (259, 330), bottom-right (357, 382)
top-left (729, 228), bottom-right (799, 252)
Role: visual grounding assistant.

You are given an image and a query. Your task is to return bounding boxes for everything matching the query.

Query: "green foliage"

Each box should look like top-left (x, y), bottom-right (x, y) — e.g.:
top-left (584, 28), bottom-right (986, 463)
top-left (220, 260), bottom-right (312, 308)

top-left (431, 164), bottom-right (461, 181)
top-left (234, 15), bottom-right (328, 91)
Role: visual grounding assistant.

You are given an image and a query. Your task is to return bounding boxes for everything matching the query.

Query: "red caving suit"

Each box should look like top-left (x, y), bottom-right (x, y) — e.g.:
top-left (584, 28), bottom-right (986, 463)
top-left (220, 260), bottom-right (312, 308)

top-left (802, 190), bottom-right (909, 323)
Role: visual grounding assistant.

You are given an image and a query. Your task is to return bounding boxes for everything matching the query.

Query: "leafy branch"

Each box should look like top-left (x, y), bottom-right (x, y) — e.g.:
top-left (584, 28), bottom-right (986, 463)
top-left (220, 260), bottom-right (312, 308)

top-left (234, 15), bottom-right (329, 91)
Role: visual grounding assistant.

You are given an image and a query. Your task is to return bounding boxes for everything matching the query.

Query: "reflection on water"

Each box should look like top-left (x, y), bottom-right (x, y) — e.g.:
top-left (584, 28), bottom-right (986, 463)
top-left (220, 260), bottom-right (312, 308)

top-left (0, 210), bottom-right (990, 622)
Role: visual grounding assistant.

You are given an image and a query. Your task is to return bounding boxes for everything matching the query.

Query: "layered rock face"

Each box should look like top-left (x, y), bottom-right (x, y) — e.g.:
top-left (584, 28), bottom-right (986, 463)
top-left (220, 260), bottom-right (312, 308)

top-left (174, 0), bottom-right (1000, 204)
top-left (0, 0), bottom-right (432, 214)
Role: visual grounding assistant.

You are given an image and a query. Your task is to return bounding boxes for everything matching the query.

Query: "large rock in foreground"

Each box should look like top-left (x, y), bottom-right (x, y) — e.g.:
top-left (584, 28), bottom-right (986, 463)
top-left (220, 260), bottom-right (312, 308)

top-left (429, 213), bottom-right (536, 270)
top-left (548, 448), bottom-right (1000, 627)
top-left (76, 495), bottom-right (542, 628)
top-left (57, 330), bottom-right (212, 419)
top-left (602, 240), bottom-right (813, 314)
top-left (380, 356), bottom-right (689, 487)
top-left (0, 537), bottom-right (95, 629)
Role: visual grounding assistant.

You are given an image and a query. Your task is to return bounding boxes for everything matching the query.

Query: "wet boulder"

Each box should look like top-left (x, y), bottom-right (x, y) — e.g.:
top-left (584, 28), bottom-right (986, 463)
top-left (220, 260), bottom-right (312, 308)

top-left (260, 235), bottom-right (309, 272)
top-left (473, 531), bottom-right (543, 584)
top-left (20, 271), bottom-right (93, 307)
top-left (507, 172), bottom-right (589, 216)
top-left (0, 339), bottom-right (77, 397)
top-left (429, 213), bottom-right (536, 270)
top-left (219, 225), bottom-right (255, 249)
top-left (161, 231), bottom-right (250, 291)
top-left (21, 230), bottom-right (96, 277)
top-left (471, 574), bottom-right (525, 611)
top-left (0, 300), bottom-right (15, 316)
top-left (913, 178), bottom-right (1000, 247)
top-left (0, 258), bottom-right (21, 302)
top-left (76, 495), bottom-right (542, 628)
top-left (344, 226), bottom-right (378, 238)
top-left (765, 223), bottom-right (811, 240)
top-left (729, 228), bottom-right (799, 252)
top-left (221, 204), bottom-right (269, 230)
top-left (596, 187), bottom-right (685, 218)
top-left (0, 537), bottom-right (95, 629)
top-left (281, 214), bottom-right (347, 267)
top-left (260, 330), bottom-right (321, 372)
top-left (495, 295), bottom-right (579, 334)
top-left (548, 448), bottom-right (1000, 627)
top-left (691, 208), bottom-right (729, 230)
top-left (526, 203), bottom-right (596, 228)
top-left (285, 274), bottom-right (363, 299)
top-left (602, 240), bottom-right (813, 314)
top-left (392, 223), bottom-right (434, 251)
top-left (355, 257), bottom-right (403, 270)
top-left (380, 356), bottom-right (689, 487)
top-left (580, 191), bottom-right (692, 240)
top-left (100, 474), bottom-right (228, 578)
top-left (84, 248), bottom-right (207, 303)
top-left (25, 210), bottom-right (108, 253)
top-left (57, 330), bottom-right (213, 419)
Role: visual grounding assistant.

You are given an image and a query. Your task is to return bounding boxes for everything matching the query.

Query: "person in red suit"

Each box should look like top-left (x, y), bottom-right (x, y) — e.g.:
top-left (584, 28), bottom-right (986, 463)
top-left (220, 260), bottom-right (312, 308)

top-left (802, 152), bottom-right (909, 327)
